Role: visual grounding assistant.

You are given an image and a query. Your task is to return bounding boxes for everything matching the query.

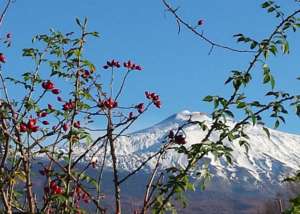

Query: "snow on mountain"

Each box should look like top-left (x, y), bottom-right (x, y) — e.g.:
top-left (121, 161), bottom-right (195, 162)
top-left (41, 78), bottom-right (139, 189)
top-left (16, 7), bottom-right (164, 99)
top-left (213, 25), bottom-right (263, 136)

top-left (75, 110), bottom-right (300, 187)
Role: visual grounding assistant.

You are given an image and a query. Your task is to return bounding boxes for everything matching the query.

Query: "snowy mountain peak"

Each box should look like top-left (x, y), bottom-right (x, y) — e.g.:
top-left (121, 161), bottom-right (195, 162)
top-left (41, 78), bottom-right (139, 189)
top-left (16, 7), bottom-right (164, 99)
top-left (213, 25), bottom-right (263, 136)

top-left (137, 110), bottom-right (210, 134)
top-left (74, 110), bottom-right (300, 190)
top-left (174, 110), bottom-right (208, 121)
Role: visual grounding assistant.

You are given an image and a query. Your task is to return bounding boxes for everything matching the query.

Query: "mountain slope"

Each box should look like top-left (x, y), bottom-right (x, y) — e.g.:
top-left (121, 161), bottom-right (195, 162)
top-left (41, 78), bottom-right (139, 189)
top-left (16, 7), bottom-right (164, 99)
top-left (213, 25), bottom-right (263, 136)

top-left (77, 110), bottom-right (300, 189)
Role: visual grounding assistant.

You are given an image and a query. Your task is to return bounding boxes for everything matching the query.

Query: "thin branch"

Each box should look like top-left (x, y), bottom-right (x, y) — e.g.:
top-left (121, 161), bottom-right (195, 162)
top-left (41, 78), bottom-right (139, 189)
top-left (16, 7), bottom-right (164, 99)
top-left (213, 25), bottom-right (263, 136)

top-left (161, 0), bottom-right (256, 54)
top-left (0, 0), bottom-right (12, 27)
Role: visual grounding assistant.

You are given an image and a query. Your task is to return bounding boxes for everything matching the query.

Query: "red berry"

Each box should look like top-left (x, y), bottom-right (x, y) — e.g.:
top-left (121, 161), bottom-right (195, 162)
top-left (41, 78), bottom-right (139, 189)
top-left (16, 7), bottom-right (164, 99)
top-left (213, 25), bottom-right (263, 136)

top-left (103, 98), bottom-right (118, 109)
top-left (154, 100), bottom-right (161, 108)
top-left (174, 135), bottom-right (186, 145)
top-left (0, 53), bottom-right (6, 63)
top-left (27, 118), bottom-right (39, 132)
top-left (20, 123), bottom-right (27, 132)
top-left (54, 187), bottom-right (63, 194)
top-left (197, 19), bottom-right (204, 26)
top-left (42, 80), bottom-right (54, 90)
top-left (27, 118), bottom-right (37, 129)
top-left (135, 65), bottom-right (142, 71)
top-left (42, 121), bottom-right (49, 125)
top-left (128, 112), bottom-right (134, 120)
top-left (168, 130), bottom-right (175, 139)
top-left (135, 103), bottom-right (144, 113)
top-left (30, 126), bottom-right (39, 132)
top-left (51, 89), bottom-right (60, 95)
top-left (145, 91), bottom-right (151, 99)
top-left (48, 104), bottom-right (54, 110)
top-left (63, 123), bottom-right (68, 132)
top-left (40, 112), bottom-right (48, 117)
top-left (74, 121), bottom-right (80, 128)
top-left (50, 181), bottom-right (56, 190)
top-left (82, 70), bottom-right (90, 78)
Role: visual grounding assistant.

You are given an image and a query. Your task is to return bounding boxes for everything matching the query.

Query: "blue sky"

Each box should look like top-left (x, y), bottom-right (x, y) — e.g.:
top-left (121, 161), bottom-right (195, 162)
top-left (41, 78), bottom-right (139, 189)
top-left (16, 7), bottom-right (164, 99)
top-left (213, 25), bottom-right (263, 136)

top-left (1, 0), bottom-right (300, 134)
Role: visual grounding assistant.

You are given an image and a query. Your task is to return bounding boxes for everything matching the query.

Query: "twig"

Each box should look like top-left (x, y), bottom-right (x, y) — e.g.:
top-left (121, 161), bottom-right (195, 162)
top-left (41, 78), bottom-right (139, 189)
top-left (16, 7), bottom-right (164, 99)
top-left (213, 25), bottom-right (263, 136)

top-left (161, 0), bottom-right (256, 54)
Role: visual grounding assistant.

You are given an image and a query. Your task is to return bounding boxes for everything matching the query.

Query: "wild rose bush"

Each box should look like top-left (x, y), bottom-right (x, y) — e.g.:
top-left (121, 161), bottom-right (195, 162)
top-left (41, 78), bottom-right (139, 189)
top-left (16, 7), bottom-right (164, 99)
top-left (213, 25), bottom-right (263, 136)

top-left (0, 19), bottom-right (170, 214)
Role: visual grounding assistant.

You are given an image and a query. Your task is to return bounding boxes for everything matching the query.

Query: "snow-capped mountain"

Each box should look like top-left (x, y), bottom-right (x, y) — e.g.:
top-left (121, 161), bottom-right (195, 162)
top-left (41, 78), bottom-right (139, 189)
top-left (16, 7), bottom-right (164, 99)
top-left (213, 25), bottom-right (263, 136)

top-left (77, 110), bottom-right (300, 188)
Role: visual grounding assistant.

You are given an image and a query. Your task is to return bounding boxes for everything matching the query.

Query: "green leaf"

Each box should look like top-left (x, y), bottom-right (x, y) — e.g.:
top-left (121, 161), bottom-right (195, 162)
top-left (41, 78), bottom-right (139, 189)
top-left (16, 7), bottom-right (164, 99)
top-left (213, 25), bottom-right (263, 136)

top-left (237, 102), bottom-right (246, 109)
top-left (203, 96), bottom-right (213, 102)
top-left (270, 75), bottom-right (275, 89)
top-left (282, 41), bottom-right (290, 54)
top-left (251, 114), bottom-right (257, 125)
top-left (267, 7), bottom-right (275, 13)
top-left (224, 110), bottom-right (234, 118)
top-left (91, 31), bottom-right (100, 37)
top-left (225, 154), bottom-right (232, 164)
top-left (274, 119), bottom-right (280, 129)
top-left (239, 140), bottom-right (249, 153)
top-left (213, 97), bottom-right (219, 109)
top-left (263, 127), bottom-right (271, 139)
top-left (296, 105), bottom-right (300, 117)
top-left (250, 41), bottom-right (258, 49)
top-left (261, 1), bottom-right (273, 8)
top-left (75, 18), bottom-right (81, 27)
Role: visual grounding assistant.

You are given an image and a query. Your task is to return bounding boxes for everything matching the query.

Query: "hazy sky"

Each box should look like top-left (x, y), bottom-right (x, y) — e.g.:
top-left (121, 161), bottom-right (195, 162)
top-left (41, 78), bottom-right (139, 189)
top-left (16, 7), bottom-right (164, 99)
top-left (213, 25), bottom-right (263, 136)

top-left (1, 0), bottom-right (300, 134)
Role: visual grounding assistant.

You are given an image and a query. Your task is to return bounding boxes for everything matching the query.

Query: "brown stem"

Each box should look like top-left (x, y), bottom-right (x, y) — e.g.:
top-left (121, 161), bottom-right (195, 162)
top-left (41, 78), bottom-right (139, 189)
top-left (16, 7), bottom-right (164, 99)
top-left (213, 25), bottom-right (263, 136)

top-left (141, 149), bottom-right (165, 214)
top-left (108, 110), bottom-right (121, 214)
top-left (1, 190), bottom-right (12, 214)
top-left (23, 154), bottom-right (35, 213)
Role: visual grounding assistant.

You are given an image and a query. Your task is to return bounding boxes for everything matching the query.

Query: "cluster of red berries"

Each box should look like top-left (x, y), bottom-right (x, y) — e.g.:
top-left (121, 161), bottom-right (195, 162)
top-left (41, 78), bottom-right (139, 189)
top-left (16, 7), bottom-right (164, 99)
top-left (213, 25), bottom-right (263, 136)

top-left (124, 60), bottom-right (142, 71)
top-left (48, 180), bottom-right (63, 195)
top-left (20, 118), bottom-right (39, 133)
top-left (168, 130), bottom-right (187, 145)
top-left (145, 91), bottom-right (161, 108)
top-left (74, 186), bottom-right (89, 205)
top-left (42, 80), bottom-right (60, 95)
top-left (63, 100), bottom-right (76, 111)
top-left (100, 97), bottom-right (118, 109)
top-left (103, 59), bottom-right (142, 71)
top-left (0, 53), bottom-right (6, 63)
top-left (103, 59), bottom-right (121, 69)
top-left (135, 103), bottom-right (144, 113)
